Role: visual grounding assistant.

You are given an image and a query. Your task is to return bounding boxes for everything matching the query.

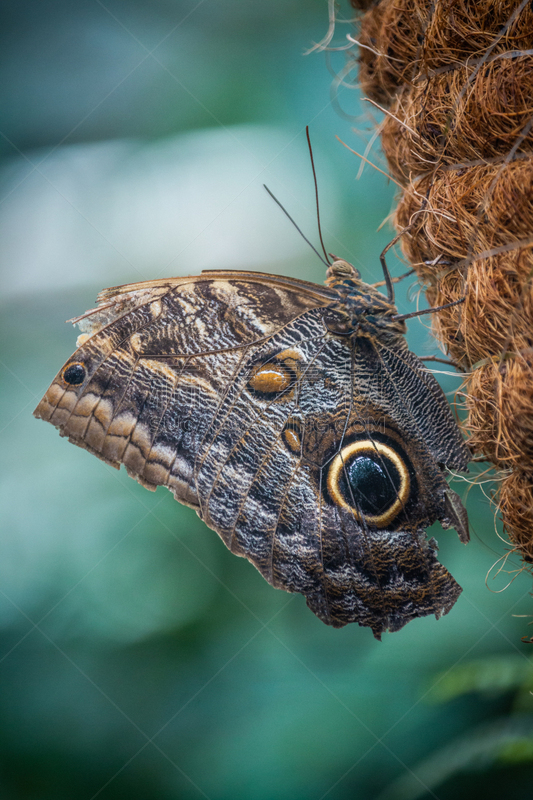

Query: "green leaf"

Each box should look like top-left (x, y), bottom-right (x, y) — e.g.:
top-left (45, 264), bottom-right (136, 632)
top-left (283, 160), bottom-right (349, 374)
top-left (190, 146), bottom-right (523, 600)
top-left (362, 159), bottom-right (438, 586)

top-left (377, 716), bottom-right (533, 800)
top-left (427, 656), bottom-right (533, 703)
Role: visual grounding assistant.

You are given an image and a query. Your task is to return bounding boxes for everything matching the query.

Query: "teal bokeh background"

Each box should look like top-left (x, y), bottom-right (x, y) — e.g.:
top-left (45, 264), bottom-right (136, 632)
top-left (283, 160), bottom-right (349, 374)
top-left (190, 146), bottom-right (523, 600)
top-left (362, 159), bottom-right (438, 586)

top-left (1, 1), bottom-right (532, 798)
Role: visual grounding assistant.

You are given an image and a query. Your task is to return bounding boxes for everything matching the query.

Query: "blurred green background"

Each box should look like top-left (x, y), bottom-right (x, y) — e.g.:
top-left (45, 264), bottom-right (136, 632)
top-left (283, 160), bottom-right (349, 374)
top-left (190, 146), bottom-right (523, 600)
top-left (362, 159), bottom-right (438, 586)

top-left (1, 1), bottom-right (532, 798)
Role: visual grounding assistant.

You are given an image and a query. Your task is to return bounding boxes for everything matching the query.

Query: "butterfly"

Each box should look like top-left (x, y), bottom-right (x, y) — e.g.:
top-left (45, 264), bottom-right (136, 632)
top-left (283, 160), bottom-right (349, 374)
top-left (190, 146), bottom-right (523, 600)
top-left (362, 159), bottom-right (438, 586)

top-left (34, 253), bottom-right (469, 639)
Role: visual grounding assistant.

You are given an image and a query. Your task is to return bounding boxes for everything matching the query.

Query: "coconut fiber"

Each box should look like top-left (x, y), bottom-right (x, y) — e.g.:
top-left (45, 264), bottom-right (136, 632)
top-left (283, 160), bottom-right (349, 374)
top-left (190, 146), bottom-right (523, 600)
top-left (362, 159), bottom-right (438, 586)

top-left (351, 0), bottom-right (533, 563)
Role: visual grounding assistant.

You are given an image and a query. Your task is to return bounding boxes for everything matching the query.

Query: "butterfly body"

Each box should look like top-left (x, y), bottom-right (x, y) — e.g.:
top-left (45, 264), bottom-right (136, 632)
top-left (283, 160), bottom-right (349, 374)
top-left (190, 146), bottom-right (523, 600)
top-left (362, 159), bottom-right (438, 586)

top-left (35, 260), bottom-right (469, 638)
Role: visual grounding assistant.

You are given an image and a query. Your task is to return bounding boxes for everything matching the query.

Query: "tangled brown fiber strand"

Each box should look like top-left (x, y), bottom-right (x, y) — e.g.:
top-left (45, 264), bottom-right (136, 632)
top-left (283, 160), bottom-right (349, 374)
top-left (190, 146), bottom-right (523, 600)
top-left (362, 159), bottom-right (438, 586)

top-left (349, 0), bottom-right (533, 565)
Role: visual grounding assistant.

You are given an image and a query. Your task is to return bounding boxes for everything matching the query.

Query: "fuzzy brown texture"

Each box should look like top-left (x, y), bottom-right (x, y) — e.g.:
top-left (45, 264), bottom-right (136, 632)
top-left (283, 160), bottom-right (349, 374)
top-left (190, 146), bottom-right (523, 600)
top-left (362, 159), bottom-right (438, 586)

top-left (396, 162), bottom-right (533, 367)
top-left (466, 354), bottom-right (533, 468)
top-left (352, 0), bottom-right (533, 562)
top-left (357, 0), bottom-right (533, 104)
top-left (381, 58), bottom-right (533, 183)
top-left (499, 469), bottom-right (533, 563)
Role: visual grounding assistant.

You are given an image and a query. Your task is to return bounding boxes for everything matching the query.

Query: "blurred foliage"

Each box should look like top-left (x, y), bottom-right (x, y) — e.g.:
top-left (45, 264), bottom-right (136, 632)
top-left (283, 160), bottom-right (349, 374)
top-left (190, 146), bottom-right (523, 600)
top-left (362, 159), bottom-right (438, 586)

top-left (379, 655), bottom-right (533, 800)
top-left (427, 655), bottom-right (533, 705)
top-left (1, 1), bottom-right (533, 799)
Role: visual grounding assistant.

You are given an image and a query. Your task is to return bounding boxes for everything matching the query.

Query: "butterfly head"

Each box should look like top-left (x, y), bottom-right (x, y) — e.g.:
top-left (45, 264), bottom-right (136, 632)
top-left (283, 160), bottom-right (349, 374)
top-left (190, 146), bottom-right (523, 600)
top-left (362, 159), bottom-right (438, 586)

top-left (325, 256), bottom-right (362, 285)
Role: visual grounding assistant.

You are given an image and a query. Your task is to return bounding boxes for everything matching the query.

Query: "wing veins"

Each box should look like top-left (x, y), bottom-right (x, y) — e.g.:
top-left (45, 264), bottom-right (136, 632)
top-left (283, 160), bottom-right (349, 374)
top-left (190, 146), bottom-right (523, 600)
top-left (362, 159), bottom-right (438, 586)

top-left (199, 334), bottom-right (328, 512)
top-left (221, 339), bottom-right (330, 555)
top-left (54, 309), bottom-right (165, 436)
top-left (366, 338), bottom-right (440, 607)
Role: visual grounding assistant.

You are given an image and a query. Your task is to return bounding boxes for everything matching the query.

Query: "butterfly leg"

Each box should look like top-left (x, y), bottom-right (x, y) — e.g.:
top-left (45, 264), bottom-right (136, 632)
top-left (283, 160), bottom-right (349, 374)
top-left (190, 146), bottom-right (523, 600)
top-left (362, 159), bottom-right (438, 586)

top-left (378, 226), bottom-right (413, 303)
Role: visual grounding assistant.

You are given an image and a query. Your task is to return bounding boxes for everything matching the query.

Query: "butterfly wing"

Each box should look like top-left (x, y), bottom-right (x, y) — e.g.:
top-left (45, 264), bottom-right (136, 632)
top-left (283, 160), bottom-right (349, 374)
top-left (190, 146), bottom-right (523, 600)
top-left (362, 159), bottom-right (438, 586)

top-left (34, 272), bottom-right (334, 503)
top-left (190, 315), bottom-right (467, 638)
top-left (35, 271), bottom-right (467, 637)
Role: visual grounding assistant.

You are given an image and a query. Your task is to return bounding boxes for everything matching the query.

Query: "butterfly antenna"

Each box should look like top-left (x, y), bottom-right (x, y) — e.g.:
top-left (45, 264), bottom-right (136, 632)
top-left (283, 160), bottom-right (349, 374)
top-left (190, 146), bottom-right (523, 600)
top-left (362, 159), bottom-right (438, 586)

top-left (263, 184), bottom-right (330, 268)
top-left (306, 126), bottom-right (331, 265)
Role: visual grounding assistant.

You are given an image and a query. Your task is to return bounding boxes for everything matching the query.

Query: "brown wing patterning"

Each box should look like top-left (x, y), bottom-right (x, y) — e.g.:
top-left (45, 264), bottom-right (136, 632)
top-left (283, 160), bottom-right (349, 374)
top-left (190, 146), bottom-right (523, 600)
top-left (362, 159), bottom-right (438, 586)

top-left (35, 264), bottom-right (469, 639)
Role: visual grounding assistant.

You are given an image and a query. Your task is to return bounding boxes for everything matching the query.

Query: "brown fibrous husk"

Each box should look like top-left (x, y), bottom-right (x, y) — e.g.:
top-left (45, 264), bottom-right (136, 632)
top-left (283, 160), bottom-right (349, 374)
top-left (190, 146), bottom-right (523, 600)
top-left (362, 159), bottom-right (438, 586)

top-left (351, 0), bottom-right (533, 565)
top-left (466, 354), bottom-right (533, 469)
top-left (396, 162), bottom-right (533, 366)
top-left (499, 469), bottom-right (533, 562)
top-left (381, 58), bottom-right (533, 183)
top-left (357, 0), bottom-right (533, 104)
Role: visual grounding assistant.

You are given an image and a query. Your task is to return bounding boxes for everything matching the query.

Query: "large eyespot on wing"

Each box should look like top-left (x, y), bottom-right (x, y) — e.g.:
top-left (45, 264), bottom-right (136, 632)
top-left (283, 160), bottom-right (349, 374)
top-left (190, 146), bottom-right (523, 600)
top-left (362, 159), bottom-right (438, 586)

top-left (326, 439), bottom-right (411, 528)
top-left (61, 362), bottom-right (87, 385)
top-left (34, 270), bottom-right (467, 636)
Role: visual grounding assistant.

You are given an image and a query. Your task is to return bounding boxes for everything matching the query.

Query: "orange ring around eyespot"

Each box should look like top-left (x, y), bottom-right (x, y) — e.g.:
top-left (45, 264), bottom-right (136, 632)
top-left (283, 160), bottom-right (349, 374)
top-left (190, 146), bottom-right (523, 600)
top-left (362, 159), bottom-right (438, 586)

top-left (61, 362), bottom-right (87, 386)
top-left (327, 440), bottom-right (410, 528)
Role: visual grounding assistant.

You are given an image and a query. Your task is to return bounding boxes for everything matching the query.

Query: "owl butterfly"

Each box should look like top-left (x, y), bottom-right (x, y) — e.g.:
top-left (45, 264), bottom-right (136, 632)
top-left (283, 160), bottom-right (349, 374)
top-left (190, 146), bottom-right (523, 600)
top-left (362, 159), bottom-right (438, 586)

top-left (34, 255), bottom-right (469, 639)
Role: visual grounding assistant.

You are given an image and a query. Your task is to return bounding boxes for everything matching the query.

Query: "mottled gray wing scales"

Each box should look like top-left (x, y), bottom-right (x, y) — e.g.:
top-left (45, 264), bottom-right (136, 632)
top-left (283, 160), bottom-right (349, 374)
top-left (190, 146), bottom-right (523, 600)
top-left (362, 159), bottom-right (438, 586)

top-left (35, 278), bottom-right (325, 505)
top-left (196, 315), bottom-right (332, 571)
top-left (34, 272), bottom-right (467, 637)
top-left (306, 509), bottom-right (461, 636)
top-left (194, 312), bottom-right (358, 603)
top-left (46, 300), bottom-right (166, 461)
top-left (272, 476), bottom-right (329, 597)
top-left (193, 316), bottom-right (454, 637)
top-left (371, 341), bottom-right (470, 470)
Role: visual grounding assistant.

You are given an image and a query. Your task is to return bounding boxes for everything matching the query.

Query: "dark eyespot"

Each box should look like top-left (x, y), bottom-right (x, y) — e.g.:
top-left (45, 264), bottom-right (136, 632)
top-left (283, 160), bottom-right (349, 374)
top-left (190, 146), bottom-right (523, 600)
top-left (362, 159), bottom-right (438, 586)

top-left (341, 456), bottom-right (401, 517)
top-left (62, 363), bottom-right (86, 385)
top-left (327, 440), bottom-right (410, 528)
